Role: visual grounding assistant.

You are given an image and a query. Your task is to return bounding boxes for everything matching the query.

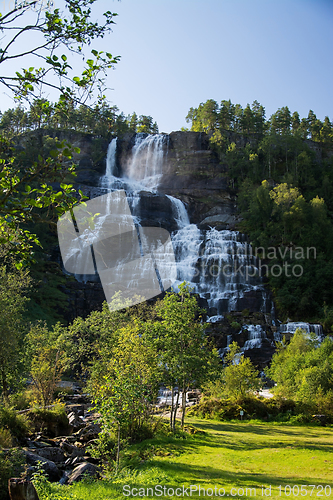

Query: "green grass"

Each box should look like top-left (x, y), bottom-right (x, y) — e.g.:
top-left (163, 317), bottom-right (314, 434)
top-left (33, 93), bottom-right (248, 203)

top-left (34, 418), bottom-right (333, 499)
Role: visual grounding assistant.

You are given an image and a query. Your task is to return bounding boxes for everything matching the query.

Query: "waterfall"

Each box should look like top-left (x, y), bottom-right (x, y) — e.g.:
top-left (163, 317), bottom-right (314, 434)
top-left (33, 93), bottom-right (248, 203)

top-left (241, 325), bottom-right (267, 350)
top-left (172, 226), bottom-right (269, 317)
top-left (62, 134), bottom-right (270, 319)
top-left (123, 134), bottom-right (167, 191)
top-left (279, 322), bottom-right (323, 340)
top-left (166, 194), bottom-right (190, 228)
top-left (100, 135), bottom-right (270, 318)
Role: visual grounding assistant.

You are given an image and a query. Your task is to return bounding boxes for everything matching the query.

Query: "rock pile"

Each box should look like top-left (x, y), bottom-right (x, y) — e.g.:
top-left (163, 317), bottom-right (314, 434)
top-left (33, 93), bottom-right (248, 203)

top-left (20, 395), bottom-right (102, 485)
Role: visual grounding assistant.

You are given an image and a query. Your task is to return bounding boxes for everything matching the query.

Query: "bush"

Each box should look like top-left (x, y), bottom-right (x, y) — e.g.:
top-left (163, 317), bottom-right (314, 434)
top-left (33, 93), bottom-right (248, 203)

top-left (8, 390), bottom-right (35, 411)
top-left (188, 396), bottom-right (302, 422)
top-left (28, 404), bottom-right (69, 437)
top-left (0, 428), bottom-right (12, 448)
top-left (187, 398), bottom-right (243, 420)
top-left (0, 407), bottom-right (31, 441)
top-left (0, 449), bottom-right (25, 500)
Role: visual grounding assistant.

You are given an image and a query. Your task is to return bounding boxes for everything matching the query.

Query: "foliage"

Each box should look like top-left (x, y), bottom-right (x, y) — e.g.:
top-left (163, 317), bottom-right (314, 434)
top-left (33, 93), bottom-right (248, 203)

top-left (26, 322), bottom-right (67, 406)
top-left (222, 342), bottom-right (261, 400)
top-left (0, 0), bottom-right (121, 261)
top-left (266, 329), bottom-right (333, 406)
top-left (91, 321), bottom-right (159, 438)
top-left (0, 1), bottom-right (118, 103)
top-left (154, 283), bottom-right (220, 430)
top-left (29, 404), bottom-right (69, 436)
top-left (0, 406), bottom-right (30, 440)
top-left (0, 255), bottom-right (32, 402)
top-left (0, 449), bottom-right (25, 500)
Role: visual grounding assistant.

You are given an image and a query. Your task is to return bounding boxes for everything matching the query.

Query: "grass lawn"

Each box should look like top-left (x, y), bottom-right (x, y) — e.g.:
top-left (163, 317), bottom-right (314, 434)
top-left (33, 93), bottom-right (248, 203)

top-left (36, 419), bottom-right (333, 500)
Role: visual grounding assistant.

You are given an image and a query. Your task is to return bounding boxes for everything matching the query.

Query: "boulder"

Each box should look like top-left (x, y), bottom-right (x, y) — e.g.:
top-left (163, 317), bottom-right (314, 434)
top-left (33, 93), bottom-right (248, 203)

top-left (60, 441), bottom-right (85, 458)
top-left (67, 462), bottom-right (98, 485)
top-left (68, 411), bottom-right (85, 431)
top-left (32, 447), bottom-right (65, 463)
top-left (23, 451), bottom-right (61, 482)
top-left (75, 423), bottom-right (101, 442)
top-left (8, 479), bottom-right (39, 500)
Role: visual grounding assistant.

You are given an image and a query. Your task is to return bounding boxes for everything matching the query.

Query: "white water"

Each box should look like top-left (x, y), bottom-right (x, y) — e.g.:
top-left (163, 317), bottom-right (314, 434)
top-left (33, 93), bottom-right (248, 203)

top-left (123, 134), bottom-right (166, 191)
top-left (279, 322), bottom-right (323, 340)
top-left (65, 135), bottom-right (270, 318)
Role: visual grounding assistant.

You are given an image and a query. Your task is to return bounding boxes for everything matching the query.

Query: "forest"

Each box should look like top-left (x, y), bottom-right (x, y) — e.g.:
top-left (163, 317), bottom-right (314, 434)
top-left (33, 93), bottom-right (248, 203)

top-left (186, 99), bottom-right (333, 324)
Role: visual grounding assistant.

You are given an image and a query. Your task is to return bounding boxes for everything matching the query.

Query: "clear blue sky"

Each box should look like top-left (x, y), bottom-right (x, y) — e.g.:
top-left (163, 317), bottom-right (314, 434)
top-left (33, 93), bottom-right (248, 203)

top-left (1, 0), bottom-right (332, 133)
top-left (98, 0), bottom-right (333, 133)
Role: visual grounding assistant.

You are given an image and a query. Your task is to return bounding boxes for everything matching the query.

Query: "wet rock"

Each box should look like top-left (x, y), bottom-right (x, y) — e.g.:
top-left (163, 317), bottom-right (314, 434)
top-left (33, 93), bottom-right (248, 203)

top-left (65, 404), bottom-right (85, 416)
top-left (68, 411), bottom-right (85, 430)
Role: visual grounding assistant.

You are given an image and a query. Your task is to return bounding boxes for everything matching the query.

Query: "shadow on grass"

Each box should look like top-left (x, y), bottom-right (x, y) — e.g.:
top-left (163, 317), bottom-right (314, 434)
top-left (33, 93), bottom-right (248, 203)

top-left (177, 419), bottom-right (333, 453)
top-left (126, 459), bottom-right (329, 492)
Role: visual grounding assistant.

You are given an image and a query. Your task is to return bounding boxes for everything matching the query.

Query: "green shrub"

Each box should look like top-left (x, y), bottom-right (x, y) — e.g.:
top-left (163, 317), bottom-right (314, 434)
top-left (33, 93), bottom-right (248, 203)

top-left (230, 321), bottom-right (241, 330)
top-left (188, 398), bottom-right (243, 420)
top-left (0, 428), bottom-right (12, 448)
top-left (8, 390), bottom-right (34, 411)
top-left (87, 430), bottom-right (117, 462)
top-left (0, 449), bottom-right (25, 500)
top-left (0, 407), bottom-right (30, 440)
top-left (28, 404), bottom-right (69, 437)
top-left (188, 396), bottom-right (302, 422)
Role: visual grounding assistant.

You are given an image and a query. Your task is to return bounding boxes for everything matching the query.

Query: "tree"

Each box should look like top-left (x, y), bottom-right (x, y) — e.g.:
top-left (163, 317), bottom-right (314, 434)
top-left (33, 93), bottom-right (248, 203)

top-left (0, 1), bottom-right (119, 103)
top-left (137, 115), bottom-right (158, 134)
top-left (0, 0), bottom-right (119, 261)
top-left (27, 322), bottom-right (67, 407)
top-left (155, 283), bottom-right (219, 430)
top-left (91, 321), bottom-right (159, 471)
top-left (0, 253), bottom-right (32, 402)
top-left (266, 329), bottom-right (333, 404)
top-left (223, 342), bottom-right (261, 401)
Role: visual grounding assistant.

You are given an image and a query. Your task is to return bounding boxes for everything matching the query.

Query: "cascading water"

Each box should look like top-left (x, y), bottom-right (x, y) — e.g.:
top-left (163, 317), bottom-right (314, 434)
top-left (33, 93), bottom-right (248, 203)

top-left (279, 322), bottom-right (323, 340)
top-left (95, 134), bottom-right (271, 318)
top-left (123, 133), bottom-right (166, 191)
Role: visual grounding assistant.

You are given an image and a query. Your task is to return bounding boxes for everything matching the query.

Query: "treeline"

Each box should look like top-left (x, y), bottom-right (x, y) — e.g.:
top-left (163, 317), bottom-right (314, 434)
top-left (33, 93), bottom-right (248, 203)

top-left (186, 99), bottom-right (332, 143)
top-left (186, 99), bottom-right (333, 194)
top-left (187, 99), bottom-right (333, 324)
top-left (0, 98), bottom-right (159, 138)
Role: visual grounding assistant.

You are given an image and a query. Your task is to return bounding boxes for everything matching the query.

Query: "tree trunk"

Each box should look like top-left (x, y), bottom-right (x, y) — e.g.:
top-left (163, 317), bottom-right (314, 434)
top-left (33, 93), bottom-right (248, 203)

top-left (1, 365), bottom-right (9, 404)
top-left (170, 387), bottom-right (174, 431)
top-left (173, 390), bottom-right (180, 432)
top-left (181, 386), bottom-right (187, 429)
top-left (116, 422), bottom-right (121, 475)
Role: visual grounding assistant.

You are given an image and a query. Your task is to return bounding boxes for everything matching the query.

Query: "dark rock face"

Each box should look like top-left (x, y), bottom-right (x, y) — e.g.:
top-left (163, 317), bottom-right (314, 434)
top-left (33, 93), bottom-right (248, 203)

top-left (206, 312), bottom-right (278, 369)
top-left (116, 131), bottom-right (237, 225)
top-left (133, 191), bottom-right (178, 232)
